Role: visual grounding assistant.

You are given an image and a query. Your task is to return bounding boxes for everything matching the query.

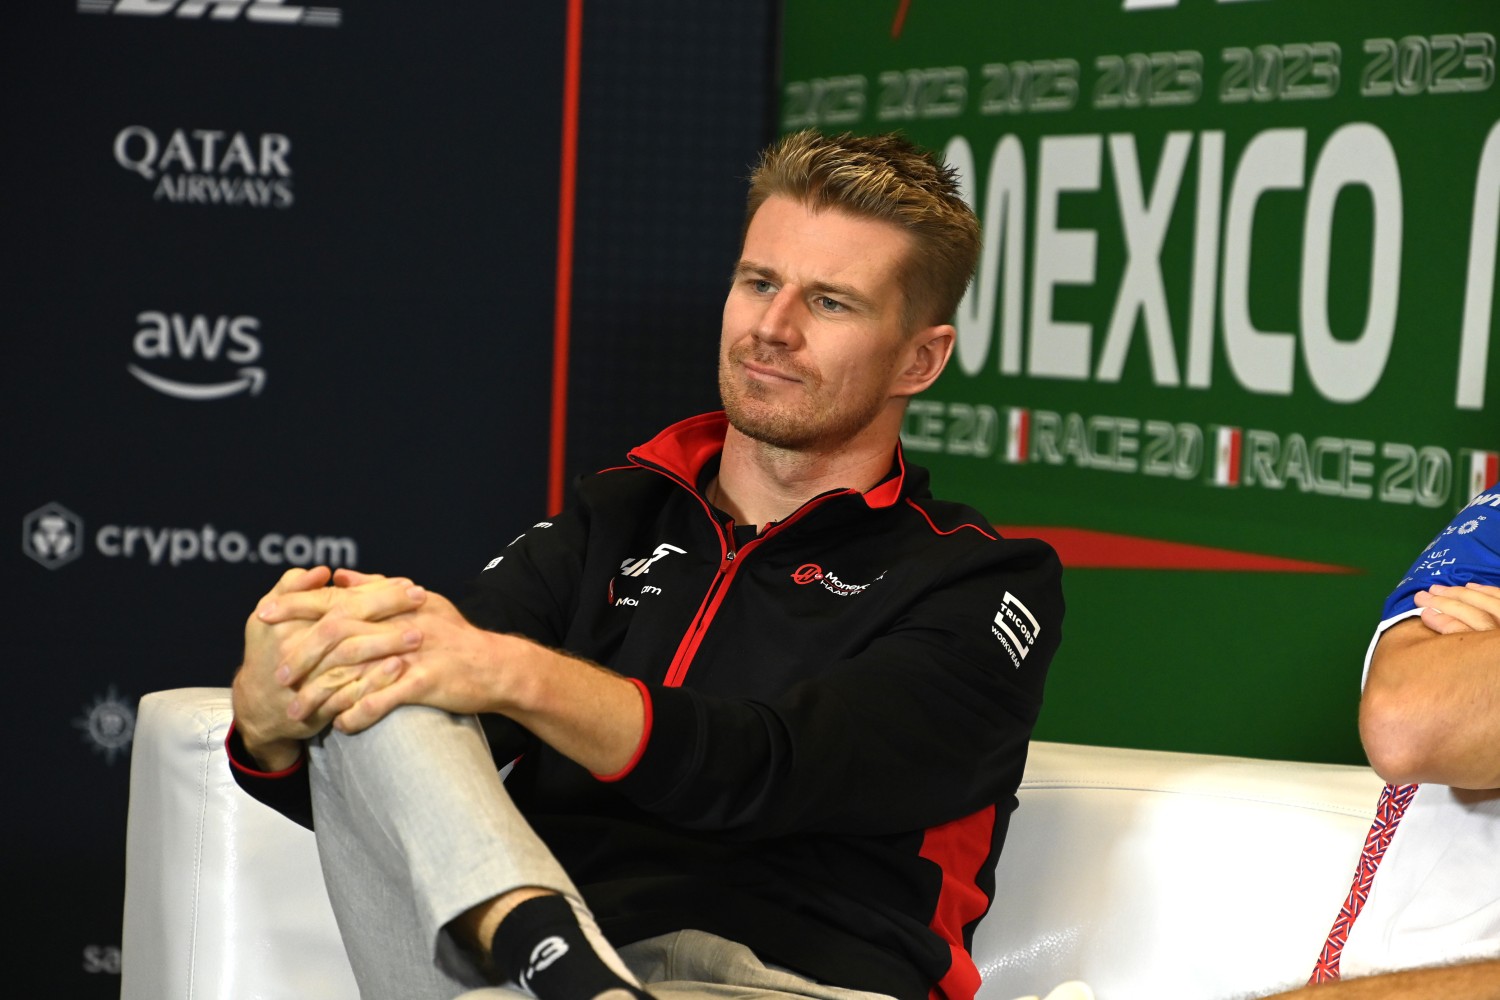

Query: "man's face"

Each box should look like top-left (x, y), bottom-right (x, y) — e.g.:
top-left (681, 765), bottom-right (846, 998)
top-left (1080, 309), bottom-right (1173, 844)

top-left (719, 195), bottom-right (916, 452)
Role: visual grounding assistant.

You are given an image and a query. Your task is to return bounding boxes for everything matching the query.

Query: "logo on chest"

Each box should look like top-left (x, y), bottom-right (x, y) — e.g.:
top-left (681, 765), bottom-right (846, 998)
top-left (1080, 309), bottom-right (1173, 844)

top-left (609, 542), bottom-right (686, 607)
top-left (791, 563), bottom-right (885, 598)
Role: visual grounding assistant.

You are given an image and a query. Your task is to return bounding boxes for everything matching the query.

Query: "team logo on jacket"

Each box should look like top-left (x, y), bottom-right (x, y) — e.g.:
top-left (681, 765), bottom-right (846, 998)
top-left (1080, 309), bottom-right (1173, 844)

top-left (620, 543), bottom-right (685, 577)
top-left (791, 563), bottom-right (883, 598)
top-left (991, 592), bottom-right (1041, 668)
top-left (609, 542), bottom-right (685, 607)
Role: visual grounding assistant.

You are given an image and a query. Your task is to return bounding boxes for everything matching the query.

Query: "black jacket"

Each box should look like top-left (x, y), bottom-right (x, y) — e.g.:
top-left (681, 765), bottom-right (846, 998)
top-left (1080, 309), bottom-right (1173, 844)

top-left (229, 412), bottom-right (1064, 999)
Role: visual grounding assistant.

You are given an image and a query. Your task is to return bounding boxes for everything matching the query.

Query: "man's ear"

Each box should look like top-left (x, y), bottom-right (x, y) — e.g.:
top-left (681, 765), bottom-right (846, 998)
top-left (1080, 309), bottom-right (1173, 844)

top-left (895, 324), bottom-right (955, 397)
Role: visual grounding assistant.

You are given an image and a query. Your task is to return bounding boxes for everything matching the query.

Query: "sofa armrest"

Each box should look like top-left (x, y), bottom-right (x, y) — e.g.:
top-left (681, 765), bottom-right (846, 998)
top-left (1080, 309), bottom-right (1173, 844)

top-left (121, 687), bottom-right (359, 1000)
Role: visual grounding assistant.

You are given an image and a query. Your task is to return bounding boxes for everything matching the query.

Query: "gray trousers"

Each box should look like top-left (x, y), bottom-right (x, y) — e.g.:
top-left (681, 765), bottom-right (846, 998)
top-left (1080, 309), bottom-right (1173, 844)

top-left (307, 705), bottom-right (895, 1000)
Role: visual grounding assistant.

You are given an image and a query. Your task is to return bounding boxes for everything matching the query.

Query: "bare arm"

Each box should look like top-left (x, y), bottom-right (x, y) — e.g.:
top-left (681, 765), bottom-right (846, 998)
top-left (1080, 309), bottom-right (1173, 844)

top-left (1359, 583), bottom-right (1500, 789)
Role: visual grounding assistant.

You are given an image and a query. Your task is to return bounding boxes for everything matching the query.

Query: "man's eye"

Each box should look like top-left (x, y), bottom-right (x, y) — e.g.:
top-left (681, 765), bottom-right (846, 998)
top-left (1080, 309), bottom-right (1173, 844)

top-left (817, 296), bottom-right (845, 312)
top-left (752, 279), bottom-right (774, 294)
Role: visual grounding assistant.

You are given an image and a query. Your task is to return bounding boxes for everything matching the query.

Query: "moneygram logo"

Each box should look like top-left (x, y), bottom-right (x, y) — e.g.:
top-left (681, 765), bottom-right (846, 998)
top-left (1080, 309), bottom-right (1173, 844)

top-left (790, 562), bottom-right (883, 597)
top-left (114, 126), bottom-right (294, 209)
top-left (21, 502), bottom-right (358, 571)
top-left (78, 0), bottom-right (341, 28)
top-left (128, 310), bottom-right (267, 401)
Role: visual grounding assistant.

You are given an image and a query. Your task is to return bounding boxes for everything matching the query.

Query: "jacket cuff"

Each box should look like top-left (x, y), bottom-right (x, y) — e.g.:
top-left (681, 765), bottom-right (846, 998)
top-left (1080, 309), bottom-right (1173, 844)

top-left (592, 677), bottom-right (654, 782)
top-left (224, 720), bottom-right (307, 778)
top-left (603, 683), bottom-right (700, 807)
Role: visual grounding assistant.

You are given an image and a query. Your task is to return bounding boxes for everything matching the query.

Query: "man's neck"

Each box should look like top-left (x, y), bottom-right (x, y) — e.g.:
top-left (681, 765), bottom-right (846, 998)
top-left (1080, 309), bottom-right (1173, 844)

top-left (711, 422), bottom-right (899, 529)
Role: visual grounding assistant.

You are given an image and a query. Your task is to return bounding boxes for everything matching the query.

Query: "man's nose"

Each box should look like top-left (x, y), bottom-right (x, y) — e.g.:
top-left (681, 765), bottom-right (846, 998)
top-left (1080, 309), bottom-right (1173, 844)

top-left (754, 287), bottom-right (804, 348)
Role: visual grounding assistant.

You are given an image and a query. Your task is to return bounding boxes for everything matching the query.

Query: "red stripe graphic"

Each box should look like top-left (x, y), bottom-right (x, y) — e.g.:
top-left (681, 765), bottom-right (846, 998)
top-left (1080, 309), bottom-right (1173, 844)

top-left (918, 806), bottom-right (994, 1000)
top-left (548, 0), bottom-right (584, 516)
top-left (891, 0), bottom-right (911, 39)
top-left (993, 525), bottom-right (1359, 573)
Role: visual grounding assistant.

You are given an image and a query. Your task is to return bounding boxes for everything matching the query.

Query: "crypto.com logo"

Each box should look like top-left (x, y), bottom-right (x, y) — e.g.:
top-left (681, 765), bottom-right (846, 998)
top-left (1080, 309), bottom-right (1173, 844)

top-left (23, 503), bottom-right (84, 570)
top-left (78, 0), bottom-right (341, 28)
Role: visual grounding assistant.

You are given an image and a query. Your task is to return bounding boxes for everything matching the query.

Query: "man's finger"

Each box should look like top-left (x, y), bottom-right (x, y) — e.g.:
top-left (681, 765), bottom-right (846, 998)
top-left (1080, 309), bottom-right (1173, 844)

top-left (1419, 605), bottom-right (1475, 635)
top-left (286, 664), bottom-right (368, 723)
top-left (277, 621), bottom-right (422, 687)
top-left (321, 657), bottom-right (407, 719)
top-left (260, 576), bottom-right (425, 625)
top-left (332, 672), bottom-right (419, 735)
top-left (333, 568), bottom-right (386, 588)
top-left (1423, 584), bottom-right (1500, 631)
top-left (269, 565), bottom-right (332, 596)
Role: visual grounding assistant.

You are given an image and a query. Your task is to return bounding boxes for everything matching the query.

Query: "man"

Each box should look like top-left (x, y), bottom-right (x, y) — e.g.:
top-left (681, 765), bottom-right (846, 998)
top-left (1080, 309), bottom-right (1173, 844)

top-left (228, 130), bottom-right (1064, 1000)
top-left (1276, 482), bottom-right (1500, 994)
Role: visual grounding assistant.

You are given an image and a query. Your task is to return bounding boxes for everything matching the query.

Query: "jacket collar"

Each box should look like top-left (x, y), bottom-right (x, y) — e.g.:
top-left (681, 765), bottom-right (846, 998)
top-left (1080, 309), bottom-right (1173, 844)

top-left (627, 411), bottom-right (911, 511)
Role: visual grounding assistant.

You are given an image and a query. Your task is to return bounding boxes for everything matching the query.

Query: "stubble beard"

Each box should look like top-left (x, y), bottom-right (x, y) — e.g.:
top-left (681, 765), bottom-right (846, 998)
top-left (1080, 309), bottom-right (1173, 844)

top-left (718, 345), bottom-right (888, 453)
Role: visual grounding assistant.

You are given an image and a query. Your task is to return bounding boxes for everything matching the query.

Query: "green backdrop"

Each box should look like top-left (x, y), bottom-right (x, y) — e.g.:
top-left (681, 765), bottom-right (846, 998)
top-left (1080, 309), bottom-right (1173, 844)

top-left (782, 0), bottom-right (1499, 764)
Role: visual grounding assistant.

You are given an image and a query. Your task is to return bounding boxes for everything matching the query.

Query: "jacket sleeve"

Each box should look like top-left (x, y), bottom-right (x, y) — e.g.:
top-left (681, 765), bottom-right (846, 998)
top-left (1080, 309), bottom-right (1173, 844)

top-left (607, 536), bottom-right (1063, 838)
top-left (458, 509), bottom-right (587, 645)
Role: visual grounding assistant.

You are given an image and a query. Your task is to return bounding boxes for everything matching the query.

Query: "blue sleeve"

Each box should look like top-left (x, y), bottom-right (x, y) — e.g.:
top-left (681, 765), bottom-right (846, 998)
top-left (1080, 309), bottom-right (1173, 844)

top-left (1379, 485), bottom-right (1500, 621)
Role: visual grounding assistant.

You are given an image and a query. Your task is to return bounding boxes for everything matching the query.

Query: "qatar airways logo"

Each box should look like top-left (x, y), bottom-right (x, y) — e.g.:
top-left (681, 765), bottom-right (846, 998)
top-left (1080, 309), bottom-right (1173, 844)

top-left (791, 563), bottom-right (884, 598)
top-left (114, 126), bottom-right (294, 209)
top-left (78, 0), bottom-right (341, 28)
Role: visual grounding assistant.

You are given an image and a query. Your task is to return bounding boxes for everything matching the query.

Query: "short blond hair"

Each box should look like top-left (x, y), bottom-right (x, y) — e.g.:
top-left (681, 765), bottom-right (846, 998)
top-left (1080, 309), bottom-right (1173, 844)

top-left (744, 130), bottom-right (981, 328)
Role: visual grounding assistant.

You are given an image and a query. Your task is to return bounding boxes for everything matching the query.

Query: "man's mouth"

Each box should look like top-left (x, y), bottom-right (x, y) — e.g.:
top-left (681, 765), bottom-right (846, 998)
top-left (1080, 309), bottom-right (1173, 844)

top-left (742, 359), bottom-right (800, 383)
top-left (735, 348), bottom-right (810, 385)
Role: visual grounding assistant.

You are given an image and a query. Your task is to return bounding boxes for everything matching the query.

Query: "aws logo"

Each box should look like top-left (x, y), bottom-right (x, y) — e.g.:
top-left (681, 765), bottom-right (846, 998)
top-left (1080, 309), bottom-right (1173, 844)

top-left (128, 310), bottom-right (266, 401)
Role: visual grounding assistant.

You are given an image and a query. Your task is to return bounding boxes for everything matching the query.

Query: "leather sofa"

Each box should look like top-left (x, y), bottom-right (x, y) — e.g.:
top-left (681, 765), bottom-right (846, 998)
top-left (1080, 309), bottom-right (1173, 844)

top-left (121, 687), bottom-right (1385, 1000)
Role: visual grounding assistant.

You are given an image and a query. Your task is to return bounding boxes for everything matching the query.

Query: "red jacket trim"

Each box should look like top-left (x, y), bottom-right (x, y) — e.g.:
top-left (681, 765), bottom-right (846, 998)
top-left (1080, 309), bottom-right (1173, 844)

top-left (919, 805), bottom-right (996, 1000)
top-left (591, 677), bottom-right (655, 782)
top-left (224, 720), bottom-right (307, 778)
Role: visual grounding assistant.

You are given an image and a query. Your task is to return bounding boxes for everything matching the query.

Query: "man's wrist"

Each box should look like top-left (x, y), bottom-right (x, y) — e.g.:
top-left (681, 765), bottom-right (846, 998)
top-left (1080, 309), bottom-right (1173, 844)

top-left (248, 738), bottom-right (304, 773)
top-left (233, 717), bottom-right (305, 773)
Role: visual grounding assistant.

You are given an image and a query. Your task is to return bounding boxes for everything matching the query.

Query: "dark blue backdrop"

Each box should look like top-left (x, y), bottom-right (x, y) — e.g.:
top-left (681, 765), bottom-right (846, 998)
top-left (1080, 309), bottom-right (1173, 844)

top-left (3, 2), bottom-right (775, 993)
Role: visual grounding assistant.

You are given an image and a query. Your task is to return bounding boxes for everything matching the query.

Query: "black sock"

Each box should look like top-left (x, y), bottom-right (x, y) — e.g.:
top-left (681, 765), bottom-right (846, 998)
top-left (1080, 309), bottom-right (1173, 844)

top-left (490, 894), bottom-right (652, 1000)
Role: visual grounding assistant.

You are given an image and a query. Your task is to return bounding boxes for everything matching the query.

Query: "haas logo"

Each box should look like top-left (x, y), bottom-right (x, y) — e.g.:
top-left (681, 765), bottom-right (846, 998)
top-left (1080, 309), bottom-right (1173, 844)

top-left (620, 543), bottom-right (685, 577)
top-left (791, 564), bottom-right (823, 584)
top-left (791, 562), bottom-right (881, 597)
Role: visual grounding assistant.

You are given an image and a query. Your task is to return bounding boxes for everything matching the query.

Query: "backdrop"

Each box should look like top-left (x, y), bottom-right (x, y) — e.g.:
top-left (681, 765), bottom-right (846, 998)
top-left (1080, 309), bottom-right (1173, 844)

top-left (4, 1), bottom-right (773, 993)
top-left (782, 0), bottom-right (1499, 766)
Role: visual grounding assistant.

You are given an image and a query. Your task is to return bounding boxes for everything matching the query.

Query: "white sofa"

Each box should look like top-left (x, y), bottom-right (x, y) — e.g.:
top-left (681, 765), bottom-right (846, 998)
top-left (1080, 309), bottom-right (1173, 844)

top-left (121, 688), bottom-right (1385, 1000)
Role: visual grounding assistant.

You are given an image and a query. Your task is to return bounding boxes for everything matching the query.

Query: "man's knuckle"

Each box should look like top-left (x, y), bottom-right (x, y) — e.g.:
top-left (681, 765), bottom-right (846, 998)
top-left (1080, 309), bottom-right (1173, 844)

top-left (316, 616), bottom-right (350, 644)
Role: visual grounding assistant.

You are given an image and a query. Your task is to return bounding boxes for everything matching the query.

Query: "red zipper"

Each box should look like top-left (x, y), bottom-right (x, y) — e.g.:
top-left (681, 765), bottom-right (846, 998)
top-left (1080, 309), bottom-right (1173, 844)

top-left (657, 491), bottom-right (846, 689)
